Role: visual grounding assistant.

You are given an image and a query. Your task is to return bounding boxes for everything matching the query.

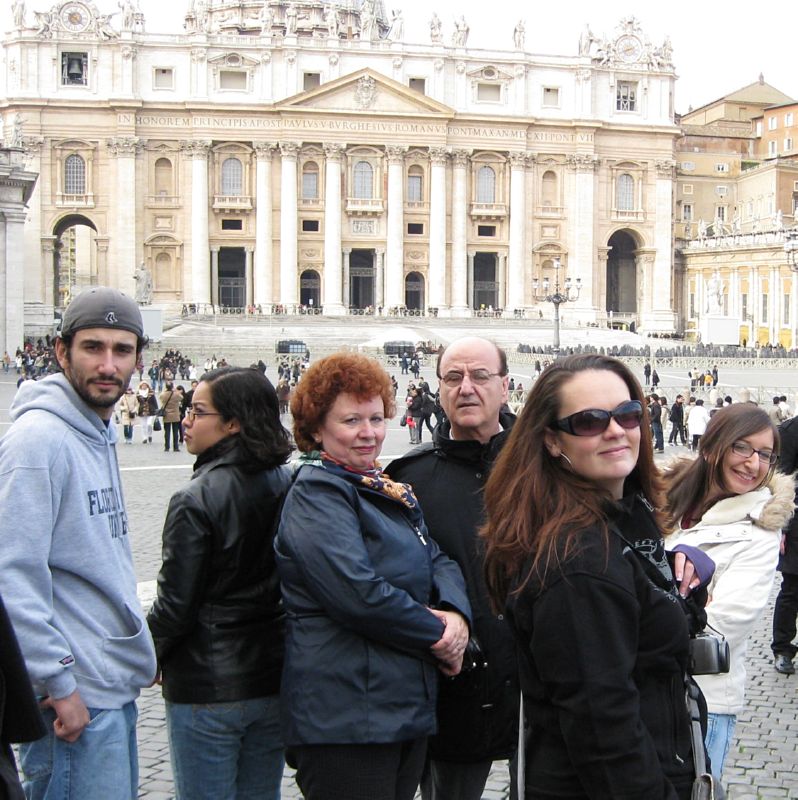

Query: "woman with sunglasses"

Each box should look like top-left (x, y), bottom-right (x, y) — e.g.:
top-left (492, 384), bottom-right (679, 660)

top-left (482, 353), bottom-right (711, 799)
top-left (147, 367), bottom-right (293, 800)
top-left (663, 404), bottom-right (795, 780)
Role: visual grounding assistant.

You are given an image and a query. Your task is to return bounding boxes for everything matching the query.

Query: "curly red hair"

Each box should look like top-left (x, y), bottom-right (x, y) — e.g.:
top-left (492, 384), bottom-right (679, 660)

top-left (291, 353), bottom-right (396, 453)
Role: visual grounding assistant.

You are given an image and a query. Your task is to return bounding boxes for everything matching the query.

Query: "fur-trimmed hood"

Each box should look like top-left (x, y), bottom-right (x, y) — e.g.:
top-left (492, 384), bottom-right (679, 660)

top-left (662, 455), bottom-right (796, 532)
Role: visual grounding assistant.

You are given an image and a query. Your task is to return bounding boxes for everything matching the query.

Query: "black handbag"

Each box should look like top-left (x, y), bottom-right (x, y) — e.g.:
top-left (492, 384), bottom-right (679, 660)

top-left (153, 417), bottom-right (162, 432)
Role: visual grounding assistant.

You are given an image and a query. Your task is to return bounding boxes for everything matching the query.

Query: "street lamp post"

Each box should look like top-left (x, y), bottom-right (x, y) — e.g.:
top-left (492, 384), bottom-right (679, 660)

top-left (785, 228), bottom-right (798, 270)
top-left (532, 257), bottom-right (581, 352)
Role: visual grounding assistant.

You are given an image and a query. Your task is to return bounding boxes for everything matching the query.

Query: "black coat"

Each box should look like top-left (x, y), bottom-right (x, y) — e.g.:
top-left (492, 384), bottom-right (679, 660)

top-left (507, 494), bottom-right (697, 799)
top-left (0, 592), bottom-right (46, 800)
top-left (778, 417), bottom-right (798, 574)
top-left (275, 463), bottom-right (471, 746)
top-left (387, 412), bottom-right (519, 763)
top-left (147, 439), bottom-right (291, 703)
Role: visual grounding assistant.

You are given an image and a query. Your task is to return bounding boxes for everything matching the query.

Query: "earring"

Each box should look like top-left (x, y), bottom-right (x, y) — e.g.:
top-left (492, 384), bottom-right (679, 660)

top-left (560, 452), bottom-right (573, 467)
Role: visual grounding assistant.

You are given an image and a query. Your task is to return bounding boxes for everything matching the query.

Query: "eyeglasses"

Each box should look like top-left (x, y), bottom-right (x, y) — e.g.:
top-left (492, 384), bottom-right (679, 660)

top-left (554, 400), bottom-right (643, 437)
top-left (185, 405), bottom-right (222, 421)
top-left (440, 369), bottom-right (503, 387)
top-left (730, 440), bottom-right (777, 466)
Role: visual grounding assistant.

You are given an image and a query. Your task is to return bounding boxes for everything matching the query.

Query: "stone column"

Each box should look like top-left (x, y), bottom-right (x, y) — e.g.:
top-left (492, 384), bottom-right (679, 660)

top-left (375, 248), bottom-right (385, 311)
top-left (254, 142), bottom-right (276, 307)
top-left (385, 146), bottom-right (407, 309)
top-left (22, 138), bottom-right (45, 306)
top-left (507, 151), bottom-right (527, 313)
top-left (749, 267), bottom-right (758, 342)
top-left (186, 139), bottom-right (211, 304)
top-left (95, 237), bottom-right (110, 289)
top-left (729, 267), bottom-right (740, 320)
top-left (566, 154), bottom-right (598, 315)
top-left (40, 237), bottom-right (57, 309)
top-left (342, 248), bottom-right (351, 309)
top-left (497, 252), bottom-right (507, 309)
top-left (450, 150), bottom-right (470, 315)
top-left (323, 143), bottom-right (345, 314)
top-left (428, 147), bottom-right (448, 312)
top-left (3, 211), bottom-right (26, 352)
top-left (646, 160), bottom-right (677, 330)
top-left (771, 266), bottom-right (779, 344)
top-left (245, 247), bottom-right (254, 306)
top-left (467, 251), bottom-right (475, 311)
top-left (279, 142), bottom-right (300, 306)
top-left (791, 273), bottom-right (798, 349)
top-left (107, 137), bottom-right (140, 297)
top-left (210, 247), bottom-right (220, 306)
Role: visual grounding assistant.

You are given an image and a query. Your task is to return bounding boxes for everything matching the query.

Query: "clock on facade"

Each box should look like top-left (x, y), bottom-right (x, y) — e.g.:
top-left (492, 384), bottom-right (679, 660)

top-left (60, 2), bottom-right (91, 33)
top-left (616, 34), bottom-right (642, 63)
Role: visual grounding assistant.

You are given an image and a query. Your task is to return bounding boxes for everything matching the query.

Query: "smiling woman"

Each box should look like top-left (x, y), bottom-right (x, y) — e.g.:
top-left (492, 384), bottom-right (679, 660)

top-left (663, 404), bottom-right (796, 781)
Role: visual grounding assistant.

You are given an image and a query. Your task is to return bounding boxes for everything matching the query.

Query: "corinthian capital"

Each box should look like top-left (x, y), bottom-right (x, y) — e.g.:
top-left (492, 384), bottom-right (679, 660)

top-left (451, 149), bottom-right (471, 167)
top-left (428, 146), bottom-right (450, 166)
top-left (508, 151), bottom-right (528, 168)
top-left (280, 141), bottom-right (301, 159)
top-left (180, 139), bottom-right (212, 158)
top-left (385, 145), bottom-right (408, 165)
top-left (254, 141), bottom-right (278, 159)
top-left (107, 137), bottom-right (142, 156)
top-left (323, 143), bottom-right (346, 161)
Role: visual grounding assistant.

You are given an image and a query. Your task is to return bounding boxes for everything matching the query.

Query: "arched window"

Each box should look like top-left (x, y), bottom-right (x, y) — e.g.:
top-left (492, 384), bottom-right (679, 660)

top-left (616, 173), bottom-right (634, 211)
top-left (64, 154), bottom-right (86, 194)
top-left (407, 165), bottom-right (423, 202)
top-left (154, 158), bottom-right (173, 196)
top-left (476, 166), bottom-right (496, 203)
top-left (221, 157), bottom-right (243, 196)
top-left (302, 161), bottom-right (319, 199)
top-left (541, 170), bottom-right (557, 207)
top-left (353, 160), bottom-right (373, 199)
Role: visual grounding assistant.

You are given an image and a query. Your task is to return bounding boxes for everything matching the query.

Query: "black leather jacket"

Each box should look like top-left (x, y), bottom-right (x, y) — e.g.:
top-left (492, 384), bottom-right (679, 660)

top-left (147, 438), bottom-right (291, 703)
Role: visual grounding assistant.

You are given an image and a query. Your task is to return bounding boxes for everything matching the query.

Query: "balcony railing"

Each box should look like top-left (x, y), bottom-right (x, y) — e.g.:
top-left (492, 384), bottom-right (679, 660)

top-left (56, 193), bottom-right (94, 207)
top-left (346, 196), bottom-right (384, 215)
top-left (611, 208), bottom-right (646, 222)
top-left (213, 194), bottom-right (252, 211)
top-left (146, 194), bottom-right (181, 207)
top-left (537, 205), bottom-right (564, 216)
top-left (405, 200), bottom-right (429, 211)
top-left (470, 202), bottom-right (507, 219)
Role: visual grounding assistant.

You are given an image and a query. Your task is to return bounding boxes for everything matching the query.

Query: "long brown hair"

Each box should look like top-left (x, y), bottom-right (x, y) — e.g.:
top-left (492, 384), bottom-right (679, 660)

top-left (481, 353), bottom-right (662, 608)
top-left (664, 403), bottom-right (779, 529)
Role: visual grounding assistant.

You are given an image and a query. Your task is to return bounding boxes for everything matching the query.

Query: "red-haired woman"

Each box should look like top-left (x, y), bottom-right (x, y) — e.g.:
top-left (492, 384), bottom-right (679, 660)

top-left (482, 353), bottom-right (711, 799)
top-left (275, 353), bottom-right (471, 800)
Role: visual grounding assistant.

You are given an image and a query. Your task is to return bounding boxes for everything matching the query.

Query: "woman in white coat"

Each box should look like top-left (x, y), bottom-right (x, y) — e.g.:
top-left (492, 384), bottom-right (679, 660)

top-left (664, 404), bottom-right (795, 780)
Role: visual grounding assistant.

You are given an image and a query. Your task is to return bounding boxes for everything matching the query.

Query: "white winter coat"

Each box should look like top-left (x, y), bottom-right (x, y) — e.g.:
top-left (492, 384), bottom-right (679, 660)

top-left (666, 464), bottom-right (795, 714)
top-left (687, 405), bottom-right (711, 437)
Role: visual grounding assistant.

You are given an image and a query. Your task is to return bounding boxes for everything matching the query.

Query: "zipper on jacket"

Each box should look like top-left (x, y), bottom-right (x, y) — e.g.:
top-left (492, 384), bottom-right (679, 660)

top-left (413, 525), bottom-right (427, 545)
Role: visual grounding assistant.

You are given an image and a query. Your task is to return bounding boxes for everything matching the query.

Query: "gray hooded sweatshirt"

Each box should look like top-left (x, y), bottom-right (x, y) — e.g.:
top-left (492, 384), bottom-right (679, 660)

top-left (0, 373), bottom-right (156, 708)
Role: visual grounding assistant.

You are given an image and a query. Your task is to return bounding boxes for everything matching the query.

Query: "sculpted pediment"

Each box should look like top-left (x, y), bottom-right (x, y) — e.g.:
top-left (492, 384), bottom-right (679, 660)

top-left (278, 69), bottom-right (453, 117)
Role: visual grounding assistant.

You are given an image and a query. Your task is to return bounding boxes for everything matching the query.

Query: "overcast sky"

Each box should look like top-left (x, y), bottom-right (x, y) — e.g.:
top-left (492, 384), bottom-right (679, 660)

top-left (2, 1), bottom-right (794, 113)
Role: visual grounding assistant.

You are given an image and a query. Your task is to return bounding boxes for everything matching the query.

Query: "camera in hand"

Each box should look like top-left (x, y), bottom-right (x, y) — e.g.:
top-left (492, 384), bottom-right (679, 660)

top-left (689, 632), bottom-right (730, 675)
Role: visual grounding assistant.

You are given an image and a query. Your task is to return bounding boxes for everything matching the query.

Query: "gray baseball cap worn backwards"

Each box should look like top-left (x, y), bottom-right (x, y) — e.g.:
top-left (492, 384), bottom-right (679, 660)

top-left (60, 287), bottom-right (144, 339)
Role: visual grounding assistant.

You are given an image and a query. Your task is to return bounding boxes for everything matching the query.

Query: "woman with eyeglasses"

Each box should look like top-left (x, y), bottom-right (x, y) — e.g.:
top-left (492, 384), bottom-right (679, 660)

top-left (662, 404), bottom-right (795, 781)
top-left (147, 367), bottom-right (292, 800)
top-left (482, 353), bottom-right (712, 799)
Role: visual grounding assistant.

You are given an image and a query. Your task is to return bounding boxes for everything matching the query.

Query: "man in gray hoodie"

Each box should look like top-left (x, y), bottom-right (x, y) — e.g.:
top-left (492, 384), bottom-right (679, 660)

top-left (0, 287), bottom-right (157, 800)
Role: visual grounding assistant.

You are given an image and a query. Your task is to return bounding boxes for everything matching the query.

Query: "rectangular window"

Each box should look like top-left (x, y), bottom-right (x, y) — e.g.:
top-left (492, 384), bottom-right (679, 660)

top-left (153, 68), bottom-right (174, 89)
top-left (741, 293), bottom-right (748, 320)
top-left (787, 113), bottom-right (794, 127)
top-left (689, 293), bottom-right (695, 318)
top-left (62, 52), bottom-right (88, 86)
top-left (785, 294), bottom-right (791, 326)
top-left (715, 186), bottom-right (728, 196)
top-left (303, 72), bottom-right (321, 91)
top-left (769, 116), bottom-right (778, 130)
top-left (756, 120), bottom-right (762, 136)
top-left (407, 223), bottom-right (424, 235)
top-left (219, 70), bottom-right (247, 91)
top-left (680, 161), bottom-right (695, 171)
top-left (302, 171), bottom-right (318, 200)
top-left (715, 206), bottom-right (727, 222)
top-left (767, 140), bottom-right (776, 156)
top-left (762, 294), bottom-right (768, 323)
top-left (715, 163), bottom-right (729, 173)
top-left (301, 219), bottom-right (320, 232)
top-left (477, 83), bottom-right (501, 102)
top-left (616, 81), bottom-right (637, 112)
top-left (786, 138), bottom-right (793, 151)
top-left (408, 78), bottom-right (426, 94)
top-left (406, 174), bottom-right (422, 202)
top-left (682, 184), bottom-right (693, 195)
top-left (542, 87), bottom-right (560, 107)
top-left (682, 203), bottom-right (693, 222)
top-left (478, 225), bottom-right (496, 236)
top-left (221, 219), bottom-right (242, 230)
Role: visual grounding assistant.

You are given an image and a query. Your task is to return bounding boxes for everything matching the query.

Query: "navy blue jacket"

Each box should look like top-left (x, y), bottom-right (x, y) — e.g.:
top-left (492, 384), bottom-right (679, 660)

top-left (275, 463), bottom-right (471, 746)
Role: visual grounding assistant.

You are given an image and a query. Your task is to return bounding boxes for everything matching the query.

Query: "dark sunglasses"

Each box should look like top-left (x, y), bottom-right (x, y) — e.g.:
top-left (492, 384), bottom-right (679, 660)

top-left (554, 400), bottom-right (644, 437)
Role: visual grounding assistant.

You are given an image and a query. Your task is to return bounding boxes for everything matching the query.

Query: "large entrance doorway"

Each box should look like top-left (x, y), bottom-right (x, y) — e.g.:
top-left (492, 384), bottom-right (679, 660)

top-left (473, 252), bottom-right (498, 310)
top-left (349, 249), bottom-right (374, 309)
top-left (300, 269), bottom-right (321, 308)
top-left (219, 247), bottom-right (246, 308)
top-left (52, 214), bottom-right (98, 309)
top-left (405, 272), bottom-right (424, 310)
top-left (606, 231), bottom-right (637, 313)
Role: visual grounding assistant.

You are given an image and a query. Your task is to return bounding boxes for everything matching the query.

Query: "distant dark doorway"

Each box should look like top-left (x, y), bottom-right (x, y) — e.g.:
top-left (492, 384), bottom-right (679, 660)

top-left (606, 231), bottom-right (637, 312)
top-left (473, 252), bottom-right (498, 310)
top-left (300, 269), bottom-right (321, 308)
top-left (219, 247), bottom-right (246, 307)
top-left (349, 249), bottom-right (374, 309)
top-left (405, 272), bottom-right (424, 310)
top-left (52, 214), bottom-right (98, 309)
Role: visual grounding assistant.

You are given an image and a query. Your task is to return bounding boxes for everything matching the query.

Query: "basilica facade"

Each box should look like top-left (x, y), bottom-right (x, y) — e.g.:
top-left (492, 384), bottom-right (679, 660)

top-left (1, 0), bottom-right (681, 340)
